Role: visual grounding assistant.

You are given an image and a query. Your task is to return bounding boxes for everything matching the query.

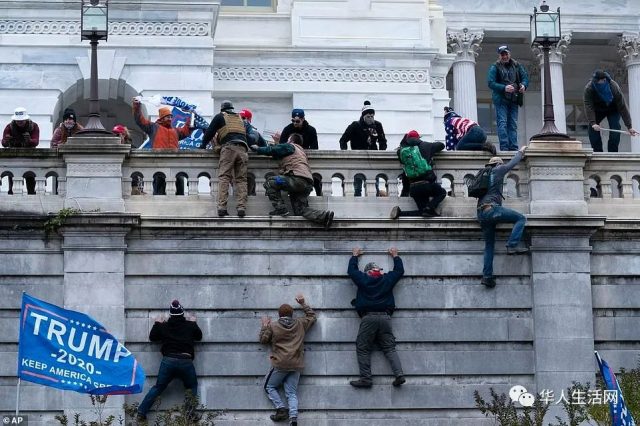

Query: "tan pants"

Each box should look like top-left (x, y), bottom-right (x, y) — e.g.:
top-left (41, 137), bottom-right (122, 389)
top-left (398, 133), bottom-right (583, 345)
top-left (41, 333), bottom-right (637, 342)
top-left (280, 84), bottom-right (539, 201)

top-left (217, 144), bottom-right (248, 210)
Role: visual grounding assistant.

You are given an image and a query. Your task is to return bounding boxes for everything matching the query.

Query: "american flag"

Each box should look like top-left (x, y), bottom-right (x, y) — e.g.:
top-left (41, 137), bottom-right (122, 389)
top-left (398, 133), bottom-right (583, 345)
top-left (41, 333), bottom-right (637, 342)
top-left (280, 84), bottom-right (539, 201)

top-left (444, 111), bottom-right (478, 150)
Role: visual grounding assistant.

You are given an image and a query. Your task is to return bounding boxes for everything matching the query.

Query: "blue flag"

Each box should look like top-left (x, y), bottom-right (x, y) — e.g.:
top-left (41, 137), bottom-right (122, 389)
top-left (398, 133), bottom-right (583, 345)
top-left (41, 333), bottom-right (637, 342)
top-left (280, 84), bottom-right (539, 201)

top-left (595, 351), bottom-right (636, 426)
top-left (18, 293), bottom-right (145, 395)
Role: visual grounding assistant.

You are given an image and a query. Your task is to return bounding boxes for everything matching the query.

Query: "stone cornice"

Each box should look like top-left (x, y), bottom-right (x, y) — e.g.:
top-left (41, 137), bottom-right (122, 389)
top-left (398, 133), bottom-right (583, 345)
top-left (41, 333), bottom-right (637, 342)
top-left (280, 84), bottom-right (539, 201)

top-left (0, 19), bottom-right (211, 36)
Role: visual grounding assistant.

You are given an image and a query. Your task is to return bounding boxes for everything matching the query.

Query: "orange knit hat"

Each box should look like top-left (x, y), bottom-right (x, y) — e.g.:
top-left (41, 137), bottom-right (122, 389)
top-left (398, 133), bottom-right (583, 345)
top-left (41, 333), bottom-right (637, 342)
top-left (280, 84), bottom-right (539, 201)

top-left (158, 107), bottom-right (172, 119)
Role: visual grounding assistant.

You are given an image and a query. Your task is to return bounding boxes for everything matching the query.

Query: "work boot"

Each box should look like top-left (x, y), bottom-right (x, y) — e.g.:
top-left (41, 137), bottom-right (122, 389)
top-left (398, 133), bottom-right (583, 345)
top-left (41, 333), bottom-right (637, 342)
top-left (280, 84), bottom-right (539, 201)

top-left (237, 209), bottom-right (246, 218)
top-left (269, 207), bottom-right (290, 217)
top-left (270, 408), bottom-right (289, 422)
top-left (324, 211), bottom-right (335, 230)
top-left (289, 418), bottom-right (298, 426)
top-left (481, 276), bottom-right (496, 288)
top-left (506, 246), bottom-right (529, 255)
top-left (392, 376), bottom-right (406, 387)
top-left (422, 207), bottom-right (440, 217)
top-left (390, 206), bottom-right (401, 220)
top-left (217, 209), bottom-right (228, 217)
top-left (483, 142), bottom-right (497, 155)
top-left (349, 378), bottom-right (372, 388)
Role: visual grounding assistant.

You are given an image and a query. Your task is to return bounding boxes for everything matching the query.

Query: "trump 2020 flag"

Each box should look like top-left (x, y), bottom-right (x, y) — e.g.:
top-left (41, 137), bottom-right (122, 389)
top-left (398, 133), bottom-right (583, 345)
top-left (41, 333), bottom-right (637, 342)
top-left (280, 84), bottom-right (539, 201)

top-left (18, 293), bottom-right (145, 395)
top-left (595, 351), bottom-right (636, 426)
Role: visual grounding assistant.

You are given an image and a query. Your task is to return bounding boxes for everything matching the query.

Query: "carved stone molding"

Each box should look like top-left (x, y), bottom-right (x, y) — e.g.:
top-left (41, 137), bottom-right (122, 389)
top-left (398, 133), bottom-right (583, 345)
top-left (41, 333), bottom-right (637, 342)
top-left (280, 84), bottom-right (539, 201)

top-left (530, 166), bottom-right (584, 180)
top-left (618, 32), bottom-right (640, 66)
top-left (0, 20), bottom-right (210, 36)
top-left (213, 67), bottom-right (430, 84)
top-left (531, 32), bottom-right (572, 65)
top-left (446, 28), bottom-right (484, 62)
top-left (67, 163), bottom-right (122, 177)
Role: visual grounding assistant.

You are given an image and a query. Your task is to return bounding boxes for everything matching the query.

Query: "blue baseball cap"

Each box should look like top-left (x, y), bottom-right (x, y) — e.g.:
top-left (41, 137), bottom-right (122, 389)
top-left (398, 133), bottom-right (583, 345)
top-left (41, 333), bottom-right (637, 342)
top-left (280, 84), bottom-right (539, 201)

top-left (497, 45), bottom-right (510, 54)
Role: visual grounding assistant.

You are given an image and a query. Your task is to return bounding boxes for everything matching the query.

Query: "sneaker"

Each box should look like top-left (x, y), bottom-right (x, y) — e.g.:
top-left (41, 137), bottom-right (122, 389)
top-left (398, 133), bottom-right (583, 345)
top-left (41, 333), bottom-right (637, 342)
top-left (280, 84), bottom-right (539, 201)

top-left (217, 209), bottom-right (228, 217)
top-left (483, 142), bottom-right (497, 155)
top-left (324, 211), bottom-right (335, 230)
top-left (392, 376), bottom-right (406, 387)
top-left (269, 208), bottom-right (290, 217)
top-left (506, 246), bottom-right (529, 255)
top-left (237, 209), bottom-right (246, 218)
top-left (390, 206), bottom-right (401, 220)
top-left (349, 379), bottom-right (373, 388)
top-left (289, 418), bottom-right (298, 426)
top-left (481, 276), bottom-right (496, 288)
top-left (270, 408), bottom-right (289, 422)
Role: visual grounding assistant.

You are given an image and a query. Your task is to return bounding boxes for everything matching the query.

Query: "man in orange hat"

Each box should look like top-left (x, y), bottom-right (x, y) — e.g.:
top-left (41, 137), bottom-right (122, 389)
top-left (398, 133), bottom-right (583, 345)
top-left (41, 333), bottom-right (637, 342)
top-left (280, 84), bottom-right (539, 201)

top-left (132, 97), bottom-right (192, 194)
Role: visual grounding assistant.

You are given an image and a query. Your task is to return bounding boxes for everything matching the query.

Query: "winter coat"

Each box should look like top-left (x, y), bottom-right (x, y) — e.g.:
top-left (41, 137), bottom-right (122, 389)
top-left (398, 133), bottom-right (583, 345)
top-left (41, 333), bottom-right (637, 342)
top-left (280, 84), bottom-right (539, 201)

top-left (279, 121), bottom-right (318, 150)
top-left (133, 103), bottom-right (191, 149)
top-left (2, 120), bottom-right (39, 148)
top-left (583, 78), bottom-right (633, 128)
top-left (348, 255), bottom-right (404, 317)
top-left (50, 123), bottom-right (84, 148)
top-left (259, 304), bottom-right (316, 370)
top-left (339, 118), bottom-right (387, 150)
top-left (149, 315), bottom-right (203, 360)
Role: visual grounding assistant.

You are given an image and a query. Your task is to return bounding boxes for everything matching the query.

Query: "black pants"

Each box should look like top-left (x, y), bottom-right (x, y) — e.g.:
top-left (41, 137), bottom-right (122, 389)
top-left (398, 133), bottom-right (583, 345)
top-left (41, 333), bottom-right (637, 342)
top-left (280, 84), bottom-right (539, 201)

top-left (355, 313), bottom-right (403, 380)
top-left (398, 181), bottom-right (446, 216)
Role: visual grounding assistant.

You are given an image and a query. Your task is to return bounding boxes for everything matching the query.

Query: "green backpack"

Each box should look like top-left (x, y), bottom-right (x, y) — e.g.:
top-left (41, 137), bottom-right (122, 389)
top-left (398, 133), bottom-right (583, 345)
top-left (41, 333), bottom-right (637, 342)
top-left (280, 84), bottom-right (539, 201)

top-left (399, 146), bottom-right (432, 179)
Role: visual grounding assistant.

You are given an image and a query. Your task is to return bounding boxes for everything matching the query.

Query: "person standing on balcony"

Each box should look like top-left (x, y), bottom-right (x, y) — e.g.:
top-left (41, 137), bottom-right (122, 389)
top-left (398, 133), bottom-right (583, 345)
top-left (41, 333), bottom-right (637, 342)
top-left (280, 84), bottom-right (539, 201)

top-left (200, 100), bottom-right (249, 218)
top-left (583, 69), bottom-right (638, 152)
top-left (259, 293), bottom-right (316, 426)
top-left (339, 101), bottom-right (388, 196)
top-left (239, 108), bottom-right (267, 148)
top-left (347, 246), bottom-right (405, 388)
top-left (249, 133), bottom-right (334, 229)
top-left (277, 108), bottom-right (322, 195)
top-left (390, 130), bottom-right (446, 219)
top-left (444, 106), bottom-right (496, 154)
top-left (476, 146), bottom-right (528, 288)
top-left (132, 98), bottom-right (191, 195)
top-left (50, 108), bottom-right (84, 148)
top-left (137, 300), bottom-right (203, 423)
top-left (2, 107), bottom-right (39, 194)
top-left (487, 45), bottom-right (528, 152)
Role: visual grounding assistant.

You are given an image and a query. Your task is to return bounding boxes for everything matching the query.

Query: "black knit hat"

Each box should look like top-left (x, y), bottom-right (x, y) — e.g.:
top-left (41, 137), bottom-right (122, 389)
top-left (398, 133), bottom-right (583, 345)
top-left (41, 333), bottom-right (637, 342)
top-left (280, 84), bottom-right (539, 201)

top-left (169, 299), bottom-right (184, 316)
top-left (63, 108), bottom-right (76, 122)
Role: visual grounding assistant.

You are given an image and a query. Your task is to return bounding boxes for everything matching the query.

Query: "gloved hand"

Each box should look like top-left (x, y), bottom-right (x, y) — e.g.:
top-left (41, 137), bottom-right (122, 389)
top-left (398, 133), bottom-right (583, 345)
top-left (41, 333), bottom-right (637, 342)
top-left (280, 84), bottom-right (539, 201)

top-left (592, 124), bottom-right (601, 132)
top-left (249, 144), bottom-right (259, 152)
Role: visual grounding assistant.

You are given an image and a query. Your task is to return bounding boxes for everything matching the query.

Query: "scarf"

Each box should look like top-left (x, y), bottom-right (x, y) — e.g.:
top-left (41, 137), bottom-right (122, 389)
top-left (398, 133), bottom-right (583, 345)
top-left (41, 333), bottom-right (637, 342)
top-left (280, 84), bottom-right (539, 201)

top-left (592, 73), bottom-right (613, 106)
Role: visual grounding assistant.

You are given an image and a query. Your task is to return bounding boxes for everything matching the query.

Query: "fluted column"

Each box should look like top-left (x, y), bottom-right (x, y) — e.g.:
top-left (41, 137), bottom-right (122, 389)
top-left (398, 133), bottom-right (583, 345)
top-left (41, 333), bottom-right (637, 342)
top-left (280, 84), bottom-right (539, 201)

top-left (533, 33), bottom-right (571, 134)
top-left (619, 32), bottom-right (640, 152)
top-left (447, 28), bottom-right (483, 121)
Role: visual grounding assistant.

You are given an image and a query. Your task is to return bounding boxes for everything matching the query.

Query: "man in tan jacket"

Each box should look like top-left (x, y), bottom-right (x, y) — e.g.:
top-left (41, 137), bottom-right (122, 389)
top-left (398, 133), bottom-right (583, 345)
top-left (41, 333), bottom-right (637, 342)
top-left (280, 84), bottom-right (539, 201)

top-left (259, 293), bottom-right (316, 425)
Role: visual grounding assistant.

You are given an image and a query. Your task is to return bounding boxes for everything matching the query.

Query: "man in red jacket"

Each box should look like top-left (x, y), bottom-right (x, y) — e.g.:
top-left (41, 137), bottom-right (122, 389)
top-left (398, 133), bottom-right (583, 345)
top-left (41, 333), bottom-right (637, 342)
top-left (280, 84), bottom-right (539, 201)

top-left (2, 107), bottom-right (39, 194)
top-left (259, 293), bottom-right (316, 425)
top-left (137, 300), bottom-right (203, 422)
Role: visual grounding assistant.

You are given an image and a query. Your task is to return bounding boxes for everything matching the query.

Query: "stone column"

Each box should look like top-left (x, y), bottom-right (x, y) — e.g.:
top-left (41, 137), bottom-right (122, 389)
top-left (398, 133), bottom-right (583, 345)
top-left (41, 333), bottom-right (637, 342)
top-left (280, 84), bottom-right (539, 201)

top-left (533, 33), bottom-right (571, 134)
top-left (447, 28), bottom-right (484, 121)
top-left (619, 32), bottom-right (640, 152)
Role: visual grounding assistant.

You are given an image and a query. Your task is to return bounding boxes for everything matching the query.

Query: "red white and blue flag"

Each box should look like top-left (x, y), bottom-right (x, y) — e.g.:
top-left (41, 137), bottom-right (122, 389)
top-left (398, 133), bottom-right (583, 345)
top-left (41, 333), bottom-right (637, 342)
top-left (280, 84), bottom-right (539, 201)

top-left (595, 351), bottom-right (636, 426)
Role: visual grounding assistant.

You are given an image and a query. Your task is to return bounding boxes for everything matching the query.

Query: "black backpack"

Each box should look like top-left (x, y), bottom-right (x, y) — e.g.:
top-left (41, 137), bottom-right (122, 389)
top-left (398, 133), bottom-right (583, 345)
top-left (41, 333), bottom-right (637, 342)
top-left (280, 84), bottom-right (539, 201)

top-left (465, 166), bottom-right (493, 198)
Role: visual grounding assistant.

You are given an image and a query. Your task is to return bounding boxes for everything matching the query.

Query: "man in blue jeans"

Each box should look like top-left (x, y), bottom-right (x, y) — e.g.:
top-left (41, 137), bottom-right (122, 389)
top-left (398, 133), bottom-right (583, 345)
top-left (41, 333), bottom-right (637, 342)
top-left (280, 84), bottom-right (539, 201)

top-left (260, 293), bottom-right (316, 425)
top-left (477, 146), bottom-right (528, 288)
top-left (487, 45), bottom-right (529, 151)
top-left (137, 300), bottom-right (203, 422)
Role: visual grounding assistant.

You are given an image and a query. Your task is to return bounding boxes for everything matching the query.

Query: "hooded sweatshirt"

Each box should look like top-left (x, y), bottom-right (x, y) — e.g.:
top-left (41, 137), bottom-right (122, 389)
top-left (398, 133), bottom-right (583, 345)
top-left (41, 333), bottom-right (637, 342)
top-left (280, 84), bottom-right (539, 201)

top-left (149, 315), bottom-right (203, 360)
top-left (259, 303), bottom-right (316, 370)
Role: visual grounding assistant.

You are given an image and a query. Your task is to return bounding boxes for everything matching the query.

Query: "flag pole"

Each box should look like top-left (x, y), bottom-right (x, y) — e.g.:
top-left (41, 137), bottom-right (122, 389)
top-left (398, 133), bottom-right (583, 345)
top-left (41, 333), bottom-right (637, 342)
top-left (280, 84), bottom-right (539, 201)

top-left (15, 377), bottom-right (21, 416)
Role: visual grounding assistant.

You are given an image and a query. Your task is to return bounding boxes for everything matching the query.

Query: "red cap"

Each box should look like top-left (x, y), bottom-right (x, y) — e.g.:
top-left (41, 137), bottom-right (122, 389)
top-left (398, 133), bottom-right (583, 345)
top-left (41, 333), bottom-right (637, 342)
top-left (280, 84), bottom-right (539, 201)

top-left (406, 130), bottom-right (420, 139)
top-left (112, 124), bottom-right (126, 135)
top-left (239, 109), bottom-right (253, 122)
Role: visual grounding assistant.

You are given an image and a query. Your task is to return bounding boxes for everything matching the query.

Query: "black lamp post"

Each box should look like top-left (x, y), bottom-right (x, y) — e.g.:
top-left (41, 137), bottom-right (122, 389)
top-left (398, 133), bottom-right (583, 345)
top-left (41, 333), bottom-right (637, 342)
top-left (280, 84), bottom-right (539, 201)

top-left (530, 1), bottom-right (571, 140)
top-left (78, 0), bottom-right (112, 134)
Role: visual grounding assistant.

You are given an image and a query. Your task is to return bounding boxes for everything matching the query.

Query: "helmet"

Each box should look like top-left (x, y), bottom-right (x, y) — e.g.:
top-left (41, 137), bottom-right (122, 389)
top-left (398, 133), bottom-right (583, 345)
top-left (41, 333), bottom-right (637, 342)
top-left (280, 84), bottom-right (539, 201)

top-left (239, 109), bottom-right (253, 122)
top-left (112, 124), bottom-right (126, 135)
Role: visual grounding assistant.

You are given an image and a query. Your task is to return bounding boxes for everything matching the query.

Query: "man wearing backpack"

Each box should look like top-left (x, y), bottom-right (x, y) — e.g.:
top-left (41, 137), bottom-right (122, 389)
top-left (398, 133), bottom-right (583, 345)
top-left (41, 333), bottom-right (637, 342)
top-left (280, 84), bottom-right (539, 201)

top-left (390, 130), bottom-right (446, 219)
top-left (476, 145), bottom-right (528, 288)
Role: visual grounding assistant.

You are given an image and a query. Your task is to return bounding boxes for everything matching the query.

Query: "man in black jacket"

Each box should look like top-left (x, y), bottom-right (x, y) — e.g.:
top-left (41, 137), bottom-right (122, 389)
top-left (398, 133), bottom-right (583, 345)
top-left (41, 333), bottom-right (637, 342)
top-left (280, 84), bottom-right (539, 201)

top-left (137, 300), bottom-right (203, 421)
top-left (390, 130), bottom-right (447, 219)
top-left (340, 101), bottom-right (387, 196)
top-left (348, 246), bottom-right (405, 388)
top-left (278, 109), bottom-right (318, 150)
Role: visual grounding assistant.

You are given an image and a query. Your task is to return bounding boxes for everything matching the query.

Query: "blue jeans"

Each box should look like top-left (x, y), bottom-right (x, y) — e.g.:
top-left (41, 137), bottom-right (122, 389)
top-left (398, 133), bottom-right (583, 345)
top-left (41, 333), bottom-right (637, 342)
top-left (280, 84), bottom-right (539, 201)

top-left (138, 356), bottom-right (198, 416)
top-left (494, 99), bottom-right (519, 151)
top-left (456, 125), bottom-right (487, 151)
top-left (264, 368), bottom-right (301, 419)
top-left (588, 110), bottom-right (621, 152)
top-left (477, 206), bottom-right (526, 278)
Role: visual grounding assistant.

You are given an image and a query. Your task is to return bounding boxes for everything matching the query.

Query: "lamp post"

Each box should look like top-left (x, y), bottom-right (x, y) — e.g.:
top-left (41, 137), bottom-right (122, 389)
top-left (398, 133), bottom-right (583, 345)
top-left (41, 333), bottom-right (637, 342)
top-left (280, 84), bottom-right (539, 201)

top-left (530, 1), bottom-right (571, 140)
top-left (78, 0), bottom-right (111, 134)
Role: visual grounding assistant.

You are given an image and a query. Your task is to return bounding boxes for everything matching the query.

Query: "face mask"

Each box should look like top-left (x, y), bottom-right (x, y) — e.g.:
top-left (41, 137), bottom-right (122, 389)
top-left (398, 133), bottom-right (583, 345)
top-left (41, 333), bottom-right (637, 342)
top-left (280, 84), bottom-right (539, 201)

top-left (367, 270), bottom-right (383, 278)
top-left (363, 115), bottom-right (374, 125)
top-left (64, 122), bottom-right (75, 130)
